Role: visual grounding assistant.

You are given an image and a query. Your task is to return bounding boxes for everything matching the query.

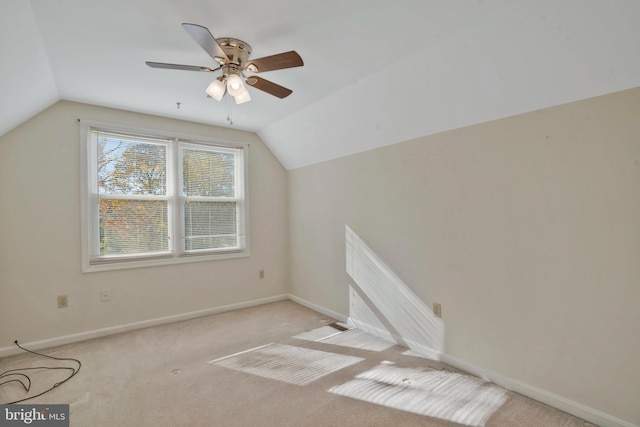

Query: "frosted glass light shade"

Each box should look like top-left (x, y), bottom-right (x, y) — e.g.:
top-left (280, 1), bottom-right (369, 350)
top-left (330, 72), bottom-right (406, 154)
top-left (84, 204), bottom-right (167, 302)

top-left (234, 89), bottom-right (251, 104)
top-left (226, 74), bottom-right (245, 96)
top-left (205, 79), bottom-right (226, 101)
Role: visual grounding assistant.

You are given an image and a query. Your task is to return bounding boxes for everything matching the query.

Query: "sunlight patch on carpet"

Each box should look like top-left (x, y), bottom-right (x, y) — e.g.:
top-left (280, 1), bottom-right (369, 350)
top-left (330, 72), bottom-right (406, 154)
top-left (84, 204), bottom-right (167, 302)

top-left (329, 363), bottom-right (508, 427)
top-left (293, 325), bottom-right (345, 342)
top-left (402, 349), bottom-right (431, 359)
top-left (295, 327), bottom-right (395, 352)
top-left (208, 343), bottom-right (364, 386)
top-left (319, 329), bottom-right (395, 352)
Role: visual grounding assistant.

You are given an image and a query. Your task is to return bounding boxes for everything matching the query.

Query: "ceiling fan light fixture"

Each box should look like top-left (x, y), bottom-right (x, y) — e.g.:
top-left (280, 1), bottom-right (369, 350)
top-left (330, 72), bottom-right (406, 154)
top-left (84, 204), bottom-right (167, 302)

top-left (205, 78), bottom-right (226, 101)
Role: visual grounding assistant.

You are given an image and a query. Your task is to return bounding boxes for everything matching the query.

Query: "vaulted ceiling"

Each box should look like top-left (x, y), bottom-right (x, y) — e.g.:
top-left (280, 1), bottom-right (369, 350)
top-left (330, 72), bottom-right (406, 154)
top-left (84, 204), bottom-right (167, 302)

top-left (2, 0), bottom-right (640, 169)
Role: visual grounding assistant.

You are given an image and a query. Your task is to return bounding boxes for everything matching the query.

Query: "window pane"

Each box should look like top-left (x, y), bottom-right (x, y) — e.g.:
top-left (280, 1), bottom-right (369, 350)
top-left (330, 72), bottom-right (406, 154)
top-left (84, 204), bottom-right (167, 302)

top-left (183, 148), bottom-right (235, 197)
top-left (99, 199), bottom-right (168, 255)
top-left (184, 201), bottom-right (237, 251)
top-left (98, 137), bottom-right (167, 195)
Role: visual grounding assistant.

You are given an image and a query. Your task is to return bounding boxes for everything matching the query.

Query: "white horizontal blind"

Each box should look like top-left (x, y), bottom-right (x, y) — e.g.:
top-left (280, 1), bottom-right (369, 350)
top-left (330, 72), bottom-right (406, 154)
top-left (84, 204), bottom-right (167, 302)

top-left (181, 144), bottom-right (243, 252)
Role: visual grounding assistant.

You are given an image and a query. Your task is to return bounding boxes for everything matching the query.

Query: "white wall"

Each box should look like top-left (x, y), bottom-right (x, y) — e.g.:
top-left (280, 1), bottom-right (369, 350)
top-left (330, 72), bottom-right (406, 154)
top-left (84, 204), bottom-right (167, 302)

top-left (0, 101), bottom-right (289, 347)
top-left (288, 87), bottom-right (640, 425)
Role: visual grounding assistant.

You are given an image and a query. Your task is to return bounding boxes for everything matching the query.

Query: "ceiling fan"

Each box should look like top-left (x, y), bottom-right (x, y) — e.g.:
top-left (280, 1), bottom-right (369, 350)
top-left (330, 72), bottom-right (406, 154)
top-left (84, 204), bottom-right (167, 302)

top-left (146, 23), bottom-right (303, 105)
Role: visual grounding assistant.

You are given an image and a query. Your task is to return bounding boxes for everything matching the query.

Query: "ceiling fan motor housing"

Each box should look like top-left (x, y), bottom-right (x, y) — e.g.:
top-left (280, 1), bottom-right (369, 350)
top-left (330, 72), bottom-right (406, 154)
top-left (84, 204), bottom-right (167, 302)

top-left (216, 37), bottom-right (252, 67)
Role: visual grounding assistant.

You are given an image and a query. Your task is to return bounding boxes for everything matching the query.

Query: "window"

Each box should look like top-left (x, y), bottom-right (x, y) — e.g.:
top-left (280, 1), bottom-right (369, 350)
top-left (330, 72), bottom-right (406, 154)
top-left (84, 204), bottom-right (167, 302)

top-left (80, 121), bottom-right (248, 271)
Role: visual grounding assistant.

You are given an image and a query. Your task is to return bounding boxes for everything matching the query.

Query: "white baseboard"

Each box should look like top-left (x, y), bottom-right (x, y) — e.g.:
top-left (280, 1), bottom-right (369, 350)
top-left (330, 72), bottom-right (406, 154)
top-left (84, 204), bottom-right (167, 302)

top-left (438, 353), bottom-right (637, 427)
top-left (0, 294), bottom-right (289, 358)
top-left (286, 294), bottom-right (349, 323)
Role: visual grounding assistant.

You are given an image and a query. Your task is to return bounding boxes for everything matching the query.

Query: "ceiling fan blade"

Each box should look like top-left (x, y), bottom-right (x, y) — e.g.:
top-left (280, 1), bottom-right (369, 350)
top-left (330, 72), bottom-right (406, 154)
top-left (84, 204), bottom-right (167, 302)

top-left (181, 23), bottom-right (229, 63)
top-left (146, 61), bottom-right (219, 72)
top-left (245, 51), bottom-right (303, 73)
top-left (246, 76), bottom-right (293, 99)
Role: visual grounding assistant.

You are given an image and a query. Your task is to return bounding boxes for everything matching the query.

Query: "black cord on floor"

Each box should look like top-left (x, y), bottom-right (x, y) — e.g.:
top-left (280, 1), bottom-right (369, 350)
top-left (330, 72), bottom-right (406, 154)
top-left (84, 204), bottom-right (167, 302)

top-left (0, 340), bottom-right (82, 404)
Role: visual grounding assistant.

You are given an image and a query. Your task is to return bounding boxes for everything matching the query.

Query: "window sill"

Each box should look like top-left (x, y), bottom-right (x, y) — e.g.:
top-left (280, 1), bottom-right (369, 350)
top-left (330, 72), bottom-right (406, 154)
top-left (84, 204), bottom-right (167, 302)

top-left (82, 249), bottom-right (250, 273)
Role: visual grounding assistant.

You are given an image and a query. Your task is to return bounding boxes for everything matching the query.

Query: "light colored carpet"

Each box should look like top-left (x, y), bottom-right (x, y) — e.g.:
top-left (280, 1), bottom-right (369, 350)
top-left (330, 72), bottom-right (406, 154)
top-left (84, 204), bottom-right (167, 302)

top-left (0, 300), bottom-right (595, 426)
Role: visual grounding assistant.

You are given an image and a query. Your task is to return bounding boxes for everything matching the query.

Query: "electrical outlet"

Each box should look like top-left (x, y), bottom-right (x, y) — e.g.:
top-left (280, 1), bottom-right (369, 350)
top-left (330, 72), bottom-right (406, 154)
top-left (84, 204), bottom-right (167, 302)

top-left (433, 302), bottom-right (442, 318)
top-left (57, 295), bottom-right (68, 308)
top-left (101, 289), bottom-right (111, 302)
top-left (259, 269), bottom-right (265, 279)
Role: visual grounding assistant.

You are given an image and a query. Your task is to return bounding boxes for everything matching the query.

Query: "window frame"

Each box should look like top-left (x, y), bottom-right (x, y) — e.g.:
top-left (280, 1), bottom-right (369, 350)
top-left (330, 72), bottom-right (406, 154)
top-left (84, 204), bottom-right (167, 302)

top-left (80, 120), bottom-right (250, 272)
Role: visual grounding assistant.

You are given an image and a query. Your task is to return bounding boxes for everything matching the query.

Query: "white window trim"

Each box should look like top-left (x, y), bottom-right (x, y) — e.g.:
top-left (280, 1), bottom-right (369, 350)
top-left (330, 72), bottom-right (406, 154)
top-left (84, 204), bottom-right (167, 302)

top-left (79, 119), bottom-right (250, 272)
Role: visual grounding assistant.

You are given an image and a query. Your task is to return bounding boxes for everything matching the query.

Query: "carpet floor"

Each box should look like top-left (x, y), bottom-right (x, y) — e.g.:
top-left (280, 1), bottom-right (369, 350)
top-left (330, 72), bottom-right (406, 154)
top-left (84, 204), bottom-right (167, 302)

top-left (0, 300), bottom-right (595, 426)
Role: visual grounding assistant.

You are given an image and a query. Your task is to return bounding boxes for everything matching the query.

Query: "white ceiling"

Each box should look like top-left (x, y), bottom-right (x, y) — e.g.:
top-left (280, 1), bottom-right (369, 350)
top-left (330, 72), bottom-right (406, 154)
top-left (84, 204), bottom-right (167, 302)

top-left (2, 0), bottom-right (640, 170)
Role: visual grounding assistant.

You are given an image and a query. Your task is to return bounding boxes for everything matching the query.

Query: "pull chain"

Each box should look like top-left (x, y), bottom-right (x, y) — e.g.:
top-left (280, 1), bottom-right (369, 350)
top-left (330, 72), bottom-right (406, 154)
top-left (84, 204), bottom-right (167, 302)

top-left (226, 95), bottom-right (234, 126)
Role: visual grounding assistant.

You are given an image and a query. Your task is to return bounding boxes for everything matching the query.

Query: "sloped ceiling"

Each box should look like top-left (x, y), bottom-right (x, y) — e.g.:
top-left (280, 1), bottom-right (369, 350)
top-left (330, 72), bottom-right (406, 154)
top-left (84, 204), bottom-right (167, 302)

top-left (2, 0), bottom-right (640, 170)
